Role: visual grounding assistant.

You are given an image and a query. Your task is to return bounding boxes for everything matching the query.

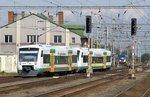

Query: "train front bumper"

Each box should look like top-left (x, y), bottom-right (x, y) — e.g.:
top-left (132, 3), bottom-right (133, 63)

top-left (18, 70), bottom-right (39, 76)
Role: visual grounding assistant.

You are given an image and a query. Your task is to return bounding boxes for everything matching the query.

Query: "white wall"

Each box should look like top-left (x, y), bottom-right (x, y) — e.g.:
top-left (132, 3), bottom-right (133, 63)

top-left (0, 54), bottom-right (17, 73)
top-left (0, 14), bottom-right (81, 53)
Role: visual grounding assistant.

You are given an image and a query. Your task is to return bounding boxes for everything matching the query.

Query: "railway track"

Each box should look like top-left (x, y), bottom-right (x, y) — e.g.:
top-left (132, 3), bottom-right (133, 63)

top-left (0, 66), bottom-right (128, 85)
top-left (114, 69), bottom-right (150, 97)
top-left (35, 73), bottom-right (128, 97)
top-left (0, 73), bottom-right (87, 94)
top-left (0, 76), bottom-right (35, 84)
top-left (0, 65), bottom-right (148, 97)
top-left (0, 67), bottom-right (127, 97)
top-left (37, 65), bottom-right (148, 97)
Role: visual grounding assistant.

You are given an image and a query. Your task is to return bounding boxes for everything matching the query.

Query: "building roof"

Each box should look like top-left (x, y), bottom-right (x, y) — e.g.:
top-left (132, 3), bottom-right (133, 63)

top-left (0, 13), bottom-right (83, 37)
top-left (64, 25), bottom-right (85, 37)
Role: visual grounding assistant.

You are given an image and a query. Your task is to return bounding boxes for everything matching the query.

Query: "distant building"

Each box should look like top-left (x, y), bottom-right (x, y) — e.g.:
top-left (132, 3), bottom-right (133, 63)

top-left (0, 12), bottom-right (82, 54)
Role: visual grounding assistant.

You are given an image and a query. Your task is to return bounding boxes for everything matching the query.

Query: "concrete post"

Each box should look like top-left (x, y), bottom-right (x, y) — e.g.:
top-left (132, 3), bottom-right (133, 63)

top-left (46, 21), bottom-right (50, 45)
top-left (65, 29), bottom-right (70, 46)
top-left (0, 28), bottom-right (1, 53)
top-left (16, 20), bottom-right (21, 53)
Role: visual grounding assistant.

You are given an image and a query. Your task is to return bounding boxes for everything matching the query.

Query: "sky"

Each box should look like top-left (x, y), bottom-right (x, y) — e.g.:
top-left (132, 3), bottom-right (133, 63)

top-left (0, 0), bottom-right (129, 6)
top-left (0, 0), bottom-right (150, 25)
top-left (0, 0), bottom-right (150, 53)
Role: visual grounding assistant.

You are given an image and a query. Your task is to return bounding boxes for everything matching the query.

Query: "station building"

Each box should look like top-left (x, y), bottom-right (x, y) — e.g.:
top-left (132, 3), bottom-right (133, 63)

top-left (0, 11), bottom-right (85, 73)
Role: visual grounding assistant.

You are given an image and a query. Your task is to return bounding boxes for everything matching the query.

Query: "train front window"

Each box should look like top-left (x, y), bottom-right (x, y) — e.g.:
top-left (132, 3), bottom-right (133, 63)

top-left (19, 53), bottom-right (38, 62)
top-left (19, 48), bottom-right (39, 62)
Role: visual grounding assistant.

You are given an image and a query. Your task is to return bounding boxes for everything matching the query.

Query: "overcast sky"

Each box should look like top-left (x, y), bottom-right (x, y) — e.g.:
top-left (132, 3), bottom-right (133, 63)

top-left (0, 0), bottom-right (150, 25)
top-left (0, 0), bottom-right (130, 6)
top-left (0, 0), bottom-right (150, 53)
top-left (0, 0), bottom-right (149, 6)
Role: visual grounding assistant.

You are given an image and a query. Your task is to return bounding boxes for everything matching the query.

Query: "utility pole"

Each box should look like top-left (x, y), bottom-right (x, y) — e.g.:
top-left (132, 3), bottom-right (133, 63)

top-left (129, 18), bottom-right (137, 79)
top-left (16, 20), bottom-right (21, 53)
top-left (112, 18), bottom-right (116, 67)
top-left (86, 16), bottom-right (93, 78)
top-left (132, 36), bottom-right (135, 70)
top-left (35, 19), bottom-right (38, 44)
top-left (105, 27), bottom-right (108, 49)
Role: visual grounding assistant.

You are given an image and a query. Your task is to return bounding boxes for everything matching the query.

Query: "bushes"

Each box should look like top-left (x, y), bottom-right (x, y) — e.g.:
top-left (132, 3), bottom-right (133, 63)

top-left (0, 71), bottom-right (18, 76)
top-left (141, 53), bottom-right (150, 63)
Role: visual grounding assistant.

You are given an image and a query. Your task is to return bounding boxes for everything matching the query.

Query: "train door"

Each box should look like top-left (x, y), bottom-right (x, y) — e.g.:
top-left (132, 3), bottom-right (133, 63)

top-left (81, 49), bottom-right (89, 70)
top-left (39, 50), bottom-right (43, 68)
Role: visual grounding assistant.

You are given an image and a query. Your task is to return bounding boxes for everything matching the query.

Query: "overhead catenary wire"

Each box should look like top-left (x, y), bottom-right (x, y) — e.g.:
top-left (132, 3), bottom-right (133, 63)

top-left (126, 0), bottom-right (150, 24)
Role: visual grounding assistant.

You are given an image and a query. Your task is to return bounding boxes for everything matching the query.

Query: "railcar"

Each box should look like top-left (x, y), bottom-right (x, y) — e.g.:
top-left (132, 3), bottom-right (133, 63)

top-left (17, 45), bottom-right (77, 76)
top-left (118, 54), bottom-right (127, 65)
top-left (90, 48), bottom-right (111, 70)
top-left (74, 48), bottom-right (112, 72)
top-left (17, 45), bottom-right (112, 76)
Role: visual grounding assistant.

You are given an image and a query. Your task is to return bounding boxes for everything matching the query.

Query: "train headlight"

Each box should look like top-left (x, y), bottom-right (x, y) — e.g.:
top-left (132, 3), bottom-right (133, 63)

top-left (123, 59), bottom-right (126, 62)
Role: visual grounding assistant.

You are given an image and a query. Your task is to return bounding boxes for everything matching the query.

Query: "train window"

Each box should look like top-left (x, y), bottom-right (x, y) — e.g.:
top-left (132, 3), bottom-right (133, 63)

top-left (81, 53), bottom-right (83, 58)
top-left (92, 57), bottom-right (103, 63)
top-left (83, 55), bottom-right (88, 63)
top-left (55, 56), bottom-right (68, 64)
top-left (43, 54), bottom-right (50, 63)
top-left (20, 48), bottom-right (39, 51)
top-left (72, 55), bottom-right (77, 63)
top-left (107, 56), bottom-right (111, 62)
top-left (55, 56), bottom-right (58, 64)
top-left (41, 50), bottom-right (43, 57)
top-left (77, 50), bottom-right (80, 59)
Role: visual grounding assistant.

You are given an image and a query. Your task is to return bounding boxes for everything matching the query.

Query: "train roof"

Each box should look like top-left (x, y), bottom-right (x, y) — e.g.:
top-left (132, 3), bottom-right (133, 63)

top-left (19, 44), bottom-right (44, 49)
top-left (19, 45), bottom-right (111, 55)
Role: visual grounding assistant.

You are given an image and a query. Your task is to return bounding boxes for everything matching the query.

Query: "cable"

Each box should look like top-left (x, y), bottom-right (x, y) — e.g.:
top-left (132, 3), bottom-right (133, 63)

top-left (126, 0), bottom-right (150, 24)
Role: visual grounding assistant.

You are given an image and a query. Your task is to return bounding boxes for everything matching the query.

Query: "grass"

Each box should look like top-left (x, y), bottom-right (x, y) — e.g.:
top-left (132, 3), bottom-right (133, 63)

top-left (0, 71), bottom-right (18, 76)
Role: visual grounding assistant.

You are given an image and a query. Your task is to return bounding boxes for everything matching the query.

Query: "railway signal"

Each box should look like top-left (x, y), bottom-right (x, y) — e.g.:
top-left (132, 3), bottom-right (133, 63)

top-left (86, 16), bottom-right (92, 33)
top-left (129, 18), bottom-right (137, 79)
top-left (131, 18), bottom-right (137, 36)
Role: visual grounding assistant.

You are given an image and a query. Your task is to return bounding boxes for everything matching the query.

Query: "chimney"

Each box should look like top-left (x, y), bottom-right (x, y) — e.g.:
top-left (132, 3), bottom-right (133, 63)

top-left (49, 15), bottom-right (53, 22)
top-left (8, 11), bottom-right (15, 24)
top-left (58, 11), bottom-right (64, 25)
top-left (21, 11), bottom-right (25, 18)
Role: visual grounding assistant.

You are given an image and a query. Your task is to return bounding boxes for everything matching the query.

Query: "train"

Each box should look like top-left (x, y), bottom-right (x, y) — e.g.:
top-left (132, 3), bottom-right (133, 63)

top-left (17, 44), bottom-right (112, 76)
top-left (118, 54), bottom-right (127, 65)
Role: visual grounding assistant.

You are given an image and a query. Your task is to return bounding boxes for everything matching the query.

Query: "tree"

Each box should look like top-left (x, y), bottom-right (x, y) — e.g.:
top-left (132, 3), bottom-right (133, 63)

top-left (121, 50), bottom-right (127, 55)
top-left (141, 53), bottom-right (150, 63)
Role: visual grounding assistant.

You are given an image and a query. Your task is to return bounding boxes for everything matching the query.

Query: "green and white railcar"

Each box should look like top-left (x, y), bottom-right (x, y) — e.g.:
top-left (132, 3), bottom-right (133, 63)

top-left (18, 45), bottom-right (44, 76)
top-left (89, 48), bottom-right (112, 69)
top-left (17, 45), bottom-right (112, 76)
top-left (75, 48), bottom-right (112, 71)
top-left (45, 46), bottom-right (78, 73)
top-left (75, 48), bottom-right (89, 72)
top-left (17, 45), bottom-right (78, 76)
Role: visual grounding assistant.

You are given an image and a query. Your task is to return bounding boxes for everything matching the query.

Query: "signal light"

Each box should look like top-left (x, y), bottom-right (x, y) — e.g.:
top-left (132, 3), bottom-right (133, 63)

top-left (86, 16), bottom-right (92, 33)
top-left (131, 18), bottom-right (137, 36)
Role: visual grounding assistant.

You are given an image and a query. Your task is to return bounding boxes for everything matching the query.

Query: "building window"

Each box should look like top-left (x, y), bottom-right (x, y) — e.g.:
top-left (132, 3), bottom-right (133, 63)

top-left (5, 35), bottom-right (12, 43)
top-left (54, 35), bottom-right (62, 43)
top-left (27, 35), bottom-right (38, 43)
top-left (72, 37), bottom-right (75, 43)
